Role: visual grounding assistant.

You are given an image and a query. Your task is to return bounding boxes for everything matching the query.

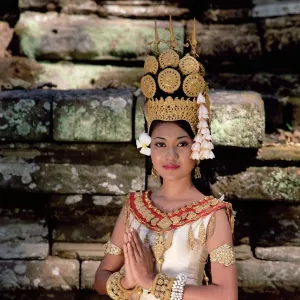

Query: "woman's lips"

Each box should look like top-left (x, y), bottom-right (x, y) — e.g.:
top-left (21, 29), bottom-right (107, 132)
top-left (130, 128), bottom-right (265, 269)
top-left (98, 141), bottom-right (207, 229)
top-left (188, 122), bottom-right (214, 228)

top-left (163, 164), bottom-right (180, 170)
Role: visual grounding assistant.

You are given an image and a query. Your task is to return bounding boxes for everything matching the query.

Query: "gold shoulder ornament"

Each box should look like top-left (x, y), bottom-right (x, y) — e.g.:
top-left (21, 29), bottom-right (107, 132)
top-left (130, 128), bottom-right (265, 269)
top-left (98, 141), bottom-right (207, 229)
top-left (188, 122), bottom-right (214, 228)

top-left (210, 244), bottom-right (236, 266)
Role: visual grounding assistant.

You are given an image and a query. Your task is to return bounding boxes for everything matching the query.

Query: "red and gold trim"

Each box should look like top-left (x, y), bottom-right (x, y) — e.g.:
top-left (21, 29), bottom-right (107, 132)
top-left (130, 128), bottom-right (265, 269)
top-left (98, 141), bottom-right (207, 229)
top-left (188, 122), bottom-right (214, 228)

top-left (129, 191), bottom-right (234, 233)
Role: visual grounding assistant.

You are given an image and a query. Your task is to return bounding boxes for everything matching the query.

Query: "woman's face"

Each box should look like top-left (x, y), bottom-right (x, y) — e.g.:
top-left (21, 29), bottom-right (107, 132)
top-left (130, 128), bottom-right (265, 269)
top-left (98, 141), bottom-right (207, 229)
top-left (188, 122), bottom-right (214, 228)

top-left (151, 122), bottom-right (195, 181)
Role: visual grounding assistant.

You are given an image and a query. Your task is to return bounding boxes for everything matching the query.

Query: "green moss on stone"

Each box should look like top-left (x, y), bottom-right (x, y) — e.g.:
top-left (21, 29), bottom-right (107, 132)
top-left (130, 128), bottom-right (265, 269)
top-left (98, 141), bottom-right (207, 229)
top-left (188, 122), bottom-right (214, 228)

top-left (261, 168), bottom-right (300, 201)
top-left (16, 18), bottom-right (43, 59)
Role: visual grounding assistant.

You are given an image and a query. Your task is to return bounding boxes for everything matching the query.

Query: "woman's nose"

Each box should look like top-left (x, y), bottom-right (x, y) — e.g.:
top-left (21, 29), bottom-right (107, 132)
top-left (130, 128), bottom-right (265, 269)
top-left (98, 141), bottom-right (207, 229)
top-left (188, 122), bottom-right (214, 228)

top-left (165, 147), bottom-right (178, 159)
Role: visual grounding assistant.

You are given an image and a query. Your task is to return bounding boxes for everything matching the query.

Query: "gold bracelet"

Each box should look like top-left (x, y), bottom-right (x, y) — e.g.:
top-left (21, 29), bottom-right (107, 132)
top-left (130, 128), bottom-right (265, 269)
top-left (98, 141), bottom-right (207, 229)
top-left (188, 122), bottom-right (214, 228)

top-left (104, 240), bottom-right (123, 256)
top-left (106, 272), bottom-right (133, 299)
top-left (210, 244), bottom-right (236, 266)
top-left (117, 274), bottom-right (137, 295)
top-left (149, 273), bottom-right (174, 300)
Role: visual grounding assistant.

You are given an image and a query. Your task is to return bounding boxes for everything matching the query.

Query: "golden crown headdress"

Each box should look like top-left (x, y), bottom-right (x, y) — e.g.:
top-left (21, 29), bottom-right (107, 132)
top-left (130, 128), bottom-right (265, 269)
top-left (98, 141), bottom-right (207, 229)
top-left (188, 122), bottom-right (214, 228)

top-left (138, 16), bottom-right (214, 161)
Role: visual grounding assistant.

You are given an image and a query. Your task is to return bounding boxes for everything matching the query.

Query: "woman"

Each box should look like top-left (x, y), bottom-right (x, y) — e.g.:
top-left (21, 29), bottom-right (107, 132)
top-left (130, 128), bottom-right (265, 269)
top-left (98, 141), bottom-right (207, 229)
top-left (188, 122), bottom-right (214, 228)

top-left (94, 17), bottom-right (237, 300)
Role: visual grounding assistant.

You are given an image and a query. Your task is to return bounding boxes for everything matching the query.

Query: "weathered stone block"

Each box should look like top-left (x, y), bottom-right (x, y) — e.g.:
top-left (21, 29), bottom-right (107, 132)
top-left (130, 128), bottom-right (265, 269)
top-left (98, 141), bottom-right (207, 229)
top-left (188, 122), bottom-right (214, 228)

top-left (253, 204), bottom-right (300, 246)
top-left (136, 90), bottom-right (265, 147)
top-left (97, 4), bottom-right (189, 18)
top-left (0, 243), bottom-right (49, 260)
top-left (0, 22), bottom-right (13, 58)
top-left (53, 215), bottom-right (118, 243)
top-left (237, 259), bottom-right (300, 294)
top-left (50, 194), bottom-right (125, 210)
top-left (253, 1), bottom-right (300, 18)
top-left (39, 63), bottom-right (144, 90)
top-left (19, 0), bottom-right (56, 9)
top-left (15, 12), bottom-right (184, 60)
top-left (53, 89), bottom-right (133, 142)
top-left (0, 219), bottom-right (48, 243)
top-left (255, 246), bottom-right (300, 262)
top-left (52, 243), bottom-right (105, 260)
top-left (0, 57), bottom-right (42, 90)
top-left (262, 15), bottom-right (300, 57)
top-left (211, 167), bottom-right (300, 202)
top-left (0, 94), bottom-right (51, 141)
top-left (210, 91), bottom-right (265, 148)
top-left (257, 145), bottom-right (300, 161)
top-left (206, 72), bottom-right (300, 97)
top-left (19, 0), bottom-right (189, 17)
top-left (200, 8), bottom-right (252, 23)
top-left (0, 143), bottom-right (145, 194)
top-left (50, 193), bottom-right (125, 242)
top-left (235, 244), bottom-right (253, 260)
top-left (0, 257), bottom-right (79, 291)
top-left (81, 260), bottom-right (100, 290)
top-left (186, 20), bottom-right (261, 66)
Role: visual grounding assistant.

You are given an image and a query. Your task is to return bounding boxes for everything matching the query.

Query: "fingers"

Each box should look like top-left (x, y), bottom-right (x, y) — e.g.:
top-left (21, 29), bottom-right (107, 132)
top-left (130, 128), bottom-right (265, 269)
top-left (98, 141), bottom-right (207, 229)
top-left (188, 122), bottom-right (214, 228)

top-left (127, 241), bottom-right (138, 266)
top-left (130, 229), bottom-right (144, 258)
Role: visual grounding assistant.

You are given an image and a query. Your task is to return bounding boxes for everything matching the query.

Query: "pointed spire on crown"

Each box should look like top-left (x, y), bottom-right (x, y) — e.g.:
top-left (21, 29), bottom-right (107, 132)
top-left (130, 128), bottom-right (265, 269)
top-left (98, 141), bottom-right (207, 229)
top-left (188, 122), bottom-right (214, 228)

top-left (190, 18), bottom-right (198, 56)
top-left (168, 15), bottom-right (177, 49)
top-left (153, 19), bottom-right (160, 55)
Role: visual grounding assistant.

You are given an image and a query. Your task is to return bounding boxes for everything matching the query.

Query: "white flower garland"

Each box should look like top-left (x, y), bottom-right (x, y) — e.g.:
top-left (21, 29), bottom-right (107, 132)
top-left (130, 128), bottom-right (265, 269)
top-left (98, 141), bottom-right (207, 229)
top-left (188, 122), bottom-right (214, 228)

top-left (190, 93), bottom-right (214, 161)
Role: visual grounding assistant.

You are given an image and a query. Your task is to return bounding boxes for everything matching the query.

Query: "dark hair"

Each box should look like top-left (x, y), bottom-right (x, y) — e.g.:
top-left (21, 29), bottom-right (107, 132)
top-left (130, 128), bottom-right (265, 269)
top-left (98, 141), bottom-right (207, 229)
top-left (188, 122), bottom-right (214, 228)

top-left (149, 120), bottom-right (195, 139)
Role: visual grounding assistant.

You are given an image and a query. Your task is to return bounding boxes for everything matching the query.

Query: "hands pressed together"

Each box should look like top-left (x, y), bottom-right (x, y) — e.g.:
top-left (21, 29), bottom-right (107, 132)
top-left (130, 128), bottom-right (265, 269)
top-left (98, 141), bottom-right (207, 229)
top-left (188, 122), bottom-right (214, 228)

top-left (121, 227), bottom-right (156, 291)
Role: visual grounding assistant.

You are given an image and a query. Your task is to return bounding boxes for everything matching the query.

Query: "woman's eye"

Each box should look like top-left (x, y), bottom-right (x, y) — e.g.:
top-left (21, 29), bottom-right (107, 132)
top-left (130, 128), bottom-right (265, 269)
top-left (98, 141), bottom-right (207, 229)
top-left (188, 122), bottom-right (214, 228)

top-left (178, 141), bottom-right (188, 147)
top-left (155, 143), bottom-right (165, 147)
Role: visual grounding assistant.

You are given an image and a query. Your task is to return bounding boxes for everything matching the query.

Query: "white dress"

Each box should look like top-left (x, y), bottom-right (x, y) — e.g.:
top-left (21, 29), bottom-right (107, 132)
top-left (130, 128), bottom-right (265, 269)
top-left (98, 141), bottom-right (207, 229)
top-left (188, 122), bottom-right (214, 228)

top-left (126, 190), bottom-right (234, 300)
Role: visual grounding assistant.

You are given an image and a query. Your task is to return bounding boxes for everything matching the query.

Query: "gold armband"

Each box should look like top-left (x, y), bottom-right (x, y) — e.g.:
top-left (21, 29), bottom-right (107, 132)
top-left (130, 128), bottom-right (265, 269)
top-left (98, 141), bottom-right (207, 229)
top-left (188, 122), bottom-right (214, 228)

top-left (210, 244), bottom-right (235, 266)
top-left (104, 240), bottom-right (123, 256)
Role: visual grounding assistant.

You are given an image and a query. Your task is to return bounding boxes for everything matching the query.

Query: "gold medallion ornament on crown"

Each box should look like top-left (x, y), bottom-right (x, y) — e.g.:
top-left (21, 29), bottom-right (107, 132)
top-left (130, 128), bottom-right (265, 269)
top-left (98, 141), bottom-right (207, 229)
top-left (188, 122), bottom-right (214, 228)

top-left (138, 16), bottom-right (214, 161)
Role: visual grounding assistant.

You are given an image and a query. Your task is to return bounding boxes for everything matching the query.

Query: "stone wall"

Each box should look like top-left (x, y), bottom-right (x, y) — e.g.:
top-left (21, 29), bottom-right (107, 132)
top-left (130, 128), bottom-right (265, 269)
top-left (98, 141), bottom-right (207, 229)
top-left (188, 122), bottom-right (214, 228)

top-left (0, 1), bottom-right (300, 299)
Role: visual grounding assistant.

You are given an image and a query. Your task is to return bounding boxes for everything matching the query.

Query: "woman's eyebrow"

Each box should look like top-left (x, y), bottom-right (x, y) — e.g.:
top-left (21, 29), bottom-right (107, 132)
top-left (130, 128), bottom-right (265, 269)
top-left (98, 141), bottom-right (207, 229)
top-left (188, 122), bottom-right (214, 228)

top-left (153, 136), bottom-right (189, 140)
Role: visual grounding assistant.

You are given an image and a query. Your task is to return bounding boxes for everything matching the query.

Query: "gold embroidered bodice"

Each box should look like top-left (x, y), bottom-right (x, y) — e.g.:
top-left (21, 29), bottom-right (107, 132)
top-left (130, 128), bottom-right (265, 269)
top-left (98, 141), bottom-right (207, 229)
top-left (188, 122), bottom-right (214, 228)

top-left (126, 191), bottom-right (234, 299)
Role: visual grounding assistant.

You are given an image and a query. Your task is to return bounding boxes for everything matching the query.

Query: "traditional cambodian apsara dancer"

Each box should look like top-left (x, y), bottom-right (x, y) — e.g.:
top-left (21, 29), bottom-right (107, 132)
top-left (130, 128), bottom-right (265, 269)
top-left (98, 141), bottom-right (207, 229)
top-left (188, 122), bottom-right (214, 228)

top-left (94, 16), bottom-right (237, 300)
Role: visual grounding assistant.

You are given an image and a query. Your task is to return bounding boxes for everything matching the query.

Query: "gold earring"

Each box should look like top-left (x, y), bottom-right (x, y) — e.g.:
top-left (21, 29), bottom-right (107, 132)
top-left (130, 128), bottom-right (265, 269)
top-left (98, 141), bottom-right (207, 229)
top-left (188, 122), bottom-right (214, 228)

top-left (151, 167), bottom-right (158, 178)
top-left (194, 165), bottom-right (201, 179)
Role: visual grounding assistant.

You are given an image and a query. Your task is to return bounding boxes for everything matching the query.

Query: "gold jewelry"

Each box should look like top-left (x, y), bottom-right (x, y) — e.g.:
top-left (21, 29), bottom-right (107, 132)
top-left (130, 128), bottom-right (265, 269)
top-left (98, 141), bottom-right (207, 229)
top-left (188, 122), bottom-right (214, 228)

top-left (146, 96), bottom-right (199, 135)
top-left (207, 213), bottom-right (216, 237)
top-left (179, 54), bottom-right (199, 75)
top-left (194, 165), bottom-right (201, 179)
top-left (141, 74), bottom-right (156, 99)
top-left (183, 73), bottom-right (205, 97)
top-left (188, 224), bottom-right (195, 250)
top-left (210, 244), bottom-right (236, 266)
top-left (151, 167), bottom-right (158, 178)
top-left (198, 222), bottom-right (206, 246)
top-left (158, 68), bottom-right (181, 94)
top-left (144, 55), bottom-right (159, 74)
top-left (104, 240), bottom-right (123, 256)
top-left (203, 270), bottom-right (209, 285)
top-left (159, 49), bottom-right (180, 68)
top-left (149, 273), bottom-right (174, 299)
top-left (106, 272), bottom-right (130, 299)
top-left (152, 231), bottom-right (174, 272)
top-left (107, 271), bottom-right (143, 299)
